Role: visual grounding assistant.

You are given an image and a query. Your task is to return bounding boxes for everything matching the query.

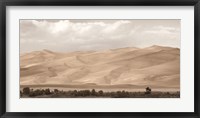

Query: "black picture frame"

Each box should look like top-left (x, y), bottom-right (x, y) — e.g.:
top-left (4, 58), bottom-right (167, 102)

top-left (0, 0), bottom-right (200, 118)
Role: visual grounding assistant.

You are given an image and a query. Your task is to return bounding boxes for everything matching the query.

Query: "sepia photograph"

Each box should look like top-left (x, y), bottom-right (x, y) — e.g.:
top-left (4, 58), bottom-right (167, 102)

top-left (20, 19), bottom-right (180, 98)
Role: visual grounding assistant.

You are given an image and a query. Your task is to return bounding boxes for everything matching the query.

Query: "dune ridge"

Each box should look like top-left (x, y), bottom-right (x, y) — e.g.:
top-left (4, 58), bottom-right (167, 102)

top-left (20, 45), bottom-right (180, 89)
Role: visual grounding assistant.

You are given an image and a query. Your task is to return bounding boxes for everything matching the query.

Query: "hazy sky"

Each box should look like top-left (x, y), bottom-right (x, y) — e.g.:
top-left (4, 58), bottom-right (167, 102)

top-left (20, 19), bottom-right (180, 53)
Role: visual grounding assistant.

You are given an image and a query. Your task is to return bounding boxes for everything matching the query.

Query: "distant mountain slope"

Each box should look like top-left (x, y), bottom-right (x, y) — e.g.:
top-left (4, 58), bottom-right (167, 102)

top-left (20, 46), bottom-right (180, 89)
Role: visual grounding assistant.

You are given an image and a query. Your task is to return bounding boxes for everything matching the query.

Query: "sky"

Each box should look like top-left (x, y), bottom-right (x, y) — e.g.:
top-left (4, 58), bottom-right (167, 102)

top-left (20, 19), bottom-right (180, 53)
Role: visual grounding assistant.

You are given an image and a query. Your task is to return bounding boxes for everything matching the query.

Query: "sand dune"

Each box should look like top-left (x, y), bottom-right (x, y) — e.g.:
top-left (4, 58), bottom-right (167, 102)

top-left (20, 46), bottom-right (180, 89)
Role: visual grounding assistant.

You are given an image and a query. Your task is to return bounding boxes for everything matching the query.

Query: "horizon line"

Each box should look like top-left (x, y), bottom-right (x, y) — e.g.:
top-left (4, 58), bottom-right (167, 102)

top-left (20, 44), bottom-right (180, 55)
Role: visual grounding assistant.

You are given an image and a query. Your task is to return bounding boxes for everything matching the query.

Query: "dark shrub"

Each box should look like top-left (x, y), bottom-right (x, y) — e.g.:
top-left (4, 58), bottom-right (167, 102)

top-left (44, 88), bottom-right (51, 95)
top-left (54, 89), bottom-right (59, 94)
top-left (34, 89), bottom-right (43, 95)
top-left (98, 90), bottom-right (104, 96)
top-left (83, 90), bottom-right (91, 96)
top-left (29, 91), bottom-right (36, 97)
top-left (20, 90), bottom-right (23, 97)
top-left (71, 90), bottom-right (78, 96)
top-left (145, 87), bottom-right (151, 94)
top-left (23, 87), bottom-right (30, 95)
top-left (91, 89), bottom-right (96, 96)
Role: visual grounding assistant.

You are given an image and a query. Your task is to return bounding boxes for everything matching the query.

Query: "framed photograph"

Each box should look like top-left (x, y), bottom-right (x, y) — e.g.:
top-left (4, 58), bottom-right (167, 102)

top-left (0, 0), bottom-right (200, 117)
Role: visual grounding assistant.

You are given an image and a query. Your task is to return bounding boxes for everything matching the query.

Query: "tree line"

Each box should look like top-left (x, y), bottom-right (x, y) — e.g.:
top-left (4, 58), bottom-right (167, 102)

top-left (20, 87), bottom-right (180, 98)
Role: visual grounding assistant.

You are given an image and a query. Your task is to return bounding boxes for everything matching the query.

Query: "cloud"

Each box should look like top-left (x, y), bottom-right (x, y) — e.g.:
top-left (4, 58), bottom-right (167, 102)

top-left (20, 20), bottom-right (180, 53)
top-left (144, 25), bottom-right (179, 34)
